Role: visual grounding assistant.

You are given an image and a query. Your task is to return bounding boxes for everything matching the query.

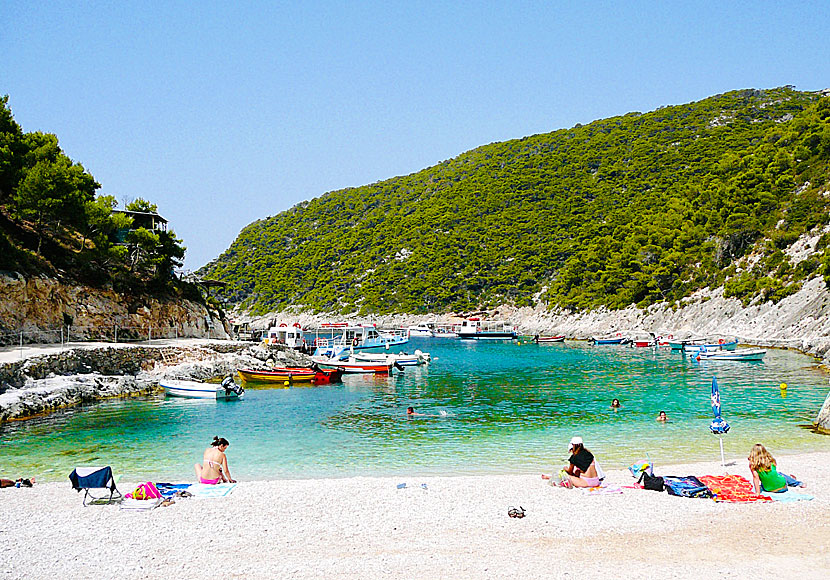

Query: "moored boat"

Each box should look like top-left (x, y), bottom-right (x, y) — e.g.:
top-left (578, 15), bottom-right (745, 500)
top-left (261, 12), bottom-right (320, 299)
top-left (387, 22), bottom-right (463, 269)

top-left (668, 338), bottom-right (738, 351)
top-left (312, 357), bottom-right (399, 374)
top-left (534, 335), bottom-right (565, 343)
top-left (237, 366), bottom-right (343, 384)
top-left (350, 349), bottom-right (431, 366)
top-left (406, 323), bottom-right (435, 337)
top-left (311, 324), bottom-right (409, 358)
top-left (691, 348), bottom-right (767, 362)
top-left (160, 376), bottom-right (244, 400)
top-left (456, 318), bottom-right (518, 340)
top-left (590, 335), bottom-right (631, 345)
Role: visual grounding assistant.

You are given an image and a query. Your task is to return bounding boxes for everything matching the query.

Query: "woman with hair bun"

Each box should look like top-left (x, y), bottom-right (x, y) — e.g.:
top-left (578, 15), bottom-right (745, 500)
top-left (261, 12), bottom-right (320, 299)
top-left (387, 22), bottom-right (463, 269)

top-left (194, 436), bottom-right (236, 484)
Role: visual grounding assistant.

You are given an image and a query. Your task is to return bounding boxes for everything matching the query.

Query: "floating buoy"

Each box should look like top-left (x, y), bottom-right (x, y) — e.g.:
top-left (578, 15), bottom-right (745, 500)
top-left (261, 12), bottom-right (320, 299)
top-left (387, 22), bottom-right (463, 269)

top-left (284, 381), bottom-right (290, 386)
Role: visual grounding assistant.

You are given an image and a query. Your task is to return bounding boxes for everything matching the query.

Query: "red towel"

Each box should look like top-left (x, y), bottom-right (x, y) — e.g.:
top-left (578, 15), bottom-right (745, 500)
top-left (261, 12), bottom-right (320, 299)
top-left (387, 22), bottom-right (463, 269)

top-left (698, 474), bottom-right (772, 503)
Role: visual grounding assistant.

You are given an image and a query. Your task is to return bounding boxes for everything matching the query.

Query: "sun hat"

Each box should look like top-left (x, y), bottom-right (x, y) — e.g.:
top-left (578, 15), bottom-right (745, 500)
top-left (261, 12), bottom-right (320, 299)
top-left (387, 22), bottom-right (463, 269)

top-left (568, 436), bottom-right (583, 451)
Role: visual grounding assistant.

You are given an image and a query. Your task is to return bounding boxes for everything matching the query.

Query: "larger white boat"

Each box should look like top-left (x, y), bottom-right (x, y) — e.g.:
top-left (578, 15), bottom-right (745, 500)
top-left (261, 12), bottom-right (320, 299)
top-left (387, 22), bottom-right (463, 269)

top-left (455, 319), bottom-right (518, 340)
top-left (406, 323), bottom-right (435, 337)
top-left (691, 348), bottom-right (767, 362)
top-left (311, 324), bottom-right (409, 358)
top-left (160, 377), bottom-right (244, 400)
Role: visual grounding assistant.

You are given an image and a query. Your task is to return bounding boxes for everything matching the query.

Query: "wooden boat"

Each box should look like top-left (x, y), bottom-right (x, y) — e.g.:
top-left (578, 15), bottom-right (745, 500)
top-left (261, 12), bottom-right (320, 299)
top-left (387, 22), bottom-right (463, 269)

top-left (160, 377), bottom-right (244, 400)
top-left (534, 335), bottom-right (565, 343)
top-left (312, 357), bottom-right (399, 374)
top-left (668, 339), bottom-right (738, 352)
top-left (237, 366), bottom-right (344, 384)
top-left (691, 348), bottom-right (767, 362)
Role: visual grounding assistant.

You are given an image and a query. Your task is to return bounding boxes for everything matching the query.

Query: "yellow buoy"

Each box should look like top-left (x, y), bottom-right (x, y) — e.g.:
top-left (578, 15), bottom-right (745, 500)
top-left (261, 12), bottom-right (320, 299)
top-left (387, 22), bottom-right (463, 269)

top-left (284, 381), bottom-right (290, 386)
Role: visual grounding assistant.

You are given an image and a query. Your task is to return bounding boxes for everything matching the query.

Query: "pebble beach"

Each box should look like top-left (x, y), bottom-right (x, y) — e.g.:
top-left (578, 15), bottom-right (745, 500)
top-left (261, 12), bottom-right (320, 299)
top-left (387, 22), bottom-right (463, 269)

top-left (2, 452), bottom-right (828, 579)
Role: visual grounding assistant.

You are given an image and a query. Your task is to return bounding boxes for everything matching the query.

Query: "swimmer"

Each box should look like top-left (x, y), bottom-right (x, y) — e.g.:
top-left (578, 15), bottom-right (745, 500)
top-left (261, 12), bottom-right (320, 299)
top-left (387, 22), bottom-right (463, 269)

top-left (656, 410), bottom-right (668, 422)
top-left (611, 398), bottom-right (621, 409)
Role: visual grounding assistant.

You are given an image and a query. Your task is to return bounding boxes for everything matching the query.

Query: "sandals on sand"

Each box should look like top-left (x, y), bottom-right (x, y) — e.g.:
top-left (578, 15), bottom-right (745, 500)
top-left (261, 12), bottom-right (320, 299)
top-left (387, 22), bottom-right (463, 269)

top-left (507, 506), bottom-right (526, 518)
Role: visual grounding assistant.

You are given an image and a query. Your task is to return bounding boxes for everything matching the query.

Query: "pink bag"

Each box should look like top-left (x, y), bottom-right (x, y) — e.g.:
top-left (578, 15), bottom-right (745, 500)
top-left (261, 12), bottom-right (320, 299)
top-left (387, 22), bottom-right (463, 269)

top-left (126, 481), bottom-right (162, 500)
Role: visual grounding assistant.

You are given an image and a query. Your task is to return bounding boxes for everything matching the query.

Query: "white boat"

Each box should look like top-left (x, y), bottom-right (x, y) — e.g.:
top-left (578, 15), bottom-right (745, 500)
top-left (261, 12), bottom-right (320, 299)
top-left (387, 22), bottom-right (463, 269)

top-left (350, 349), bottom-right (431, 366)
top-left (263, 323), bottom-right (306, 349)
top-left (455, 319), bottom-right (518, 340)
top-left (311, 324), bottom-right (409, 358)
top-left (432, 326), bottom-right (459, 338)
top-left (311, 357), bottom-right (400, 374)
top-left (406, 323), bottom-right (435, 337)
top-left (691, 348), bottom-right (767, 362)
top-left (160, 377), bottom-right (244, 399)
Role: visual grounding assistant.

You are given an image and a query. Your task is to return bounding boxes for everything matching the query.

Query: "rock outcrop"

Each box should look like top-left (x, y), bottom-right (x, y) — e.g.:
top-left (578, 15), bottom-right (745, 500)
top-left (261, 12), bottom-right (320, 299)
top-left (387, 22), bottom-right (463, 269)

top-left (0, 272), bottom-right (229, 344)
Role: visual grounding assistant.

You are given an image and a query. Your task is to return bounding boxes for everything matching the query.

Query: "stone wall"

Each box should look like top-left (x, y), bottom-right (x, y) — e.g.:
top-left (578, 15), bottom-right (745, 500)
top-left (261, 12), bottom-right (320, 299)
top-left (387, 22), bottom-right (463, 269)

top-left (0, 272), bottom-right (229, 344)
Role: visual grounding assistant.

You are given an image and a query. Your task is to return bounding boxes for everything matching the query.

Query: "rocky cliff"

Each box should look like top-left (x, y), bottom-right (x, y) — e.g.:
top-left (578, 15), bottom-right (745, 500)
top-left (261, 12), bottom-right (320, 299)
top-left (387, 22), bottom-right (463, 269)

top-left (0, 272), bottom-right (229, 344)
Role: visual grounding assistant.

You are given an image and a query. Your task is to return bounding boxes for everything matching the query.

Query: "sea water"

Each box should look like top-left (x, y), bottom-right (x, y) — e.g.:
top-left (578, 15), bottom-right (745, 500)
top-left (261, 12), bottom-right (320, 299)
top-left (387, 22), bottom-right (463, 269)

top-left (2, 339), bottom-right (828, 481)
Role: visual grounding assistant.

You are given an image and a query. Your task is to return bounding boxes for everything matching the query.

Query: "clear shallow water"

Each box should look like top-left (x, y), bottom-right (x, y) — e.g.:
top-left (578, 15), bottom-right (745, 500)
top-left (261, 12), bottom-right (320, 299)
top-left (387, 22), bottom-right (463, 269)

top-left (2, 339), bottom-right (829, 481)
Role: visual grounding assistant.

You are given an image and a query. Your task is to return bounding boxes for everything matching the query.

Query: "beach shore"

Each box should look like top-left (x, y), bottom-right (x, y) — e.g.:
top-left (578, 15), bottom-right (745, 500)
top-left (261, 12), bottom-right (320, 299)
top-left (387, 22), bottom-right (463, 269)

top-left (2, 452), bottom-right (828, 579)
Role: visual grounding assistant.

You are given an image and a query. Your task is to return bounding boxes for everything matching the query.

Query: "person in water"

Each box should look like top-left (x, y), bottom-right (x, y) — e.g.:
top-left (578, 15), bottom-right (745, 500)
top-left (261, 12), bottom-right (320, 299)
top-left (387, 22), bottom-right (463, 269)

top-left (553, 436), bottom-right (602, 488)
top-left (748, 443), bottom-right (803, 494)
top-left (656, 410), bottom-right (668, 422)
top-left (194, 436), bottom-right (236, 484)
top-left (0, 477), bottom-right (35, 488)
top-left (611, 398), bottom-right (621, 409)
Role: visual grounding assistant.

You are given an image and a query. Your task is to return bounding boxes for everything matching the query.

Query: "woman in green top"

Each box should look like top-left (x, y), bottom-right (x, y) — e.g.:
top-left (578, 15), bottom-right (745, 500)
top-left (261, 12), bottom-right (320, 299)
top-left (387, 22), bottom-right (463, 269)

top-left (748, 443), bottom-right (803, 494)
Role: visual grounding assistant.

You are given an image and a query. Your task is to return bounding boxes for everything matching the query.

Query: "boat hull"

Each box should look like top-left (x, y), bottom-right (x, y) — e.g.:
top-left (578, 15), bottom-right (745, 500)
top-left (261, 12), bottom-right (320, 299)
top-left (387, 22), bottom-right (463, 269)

top-left (160, 380), bottom-right (243, 400)
top-left (457, 332), bottom-right (518, 340)
top-left (536, 336), bottom-right (565, 343)
top-left (693, 349), bottom-right (767, 362)
top-left (237, 367), bottom-right (343, 384)
top-left (313, 359), bottom-right (396, 374)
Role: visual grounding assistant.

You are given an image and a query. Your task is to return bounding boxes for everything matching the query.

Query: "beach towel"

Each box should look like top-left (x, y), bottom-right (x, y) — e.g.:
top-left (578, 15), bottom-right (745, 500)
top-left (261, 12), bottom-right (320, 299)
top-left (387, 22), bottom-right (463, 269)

top-left (761, 490), bottom-right (814, 502)
top-left (188, 482), bottom-right (237, 499)
top-left (581, 484), bottom-right (624, 495)
top-left (154, 483), bottom-right (192, 498)
top-left (662, 476), bottom-right (714, 499)
top-left (698, 475), bottom-right (772, 503)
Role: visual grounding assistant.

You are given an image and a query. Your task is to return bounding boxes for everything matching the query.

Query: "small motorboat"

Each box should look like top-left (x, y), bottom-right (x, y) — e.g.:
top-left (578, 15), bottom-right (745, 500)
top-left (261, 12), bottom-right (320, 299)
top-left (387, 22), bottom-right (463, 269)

top-left (691, 348), bottom-right (767, 362)
top-left (669, 338), bottom-right (738, 352)
top-left (349, 349), bottom-right (431, 366)
top-left (590, 335), bottom-right (630, 345)
top-left (160, 376), bottom-right (244, 400)
top-left (237, 366), bottom-right (344, 384)
top-left (534, 335), bottom-right (565, 343)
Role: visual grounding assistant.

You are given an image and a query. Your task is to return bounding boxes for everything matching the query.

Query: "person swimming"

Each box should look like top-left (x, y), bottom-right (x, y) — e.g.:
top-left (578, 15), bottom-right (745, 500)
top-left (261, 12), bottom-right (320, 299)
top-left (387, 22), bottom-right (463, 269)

top-left (656, 410), bottom-right (668, 422)
top-left (611, 398), bottom-right (621, 409)
top-left (194, 436), bottom-right (236, 484)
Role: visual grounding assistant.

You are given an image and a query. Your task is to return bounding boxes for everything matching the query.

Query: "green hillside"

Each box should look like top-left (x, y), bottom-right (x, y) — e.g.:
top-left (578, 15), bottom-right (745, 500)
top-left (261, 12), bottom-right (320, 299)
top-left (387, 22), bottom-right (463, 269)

top-left (201, 87), bottom-right (830, 314)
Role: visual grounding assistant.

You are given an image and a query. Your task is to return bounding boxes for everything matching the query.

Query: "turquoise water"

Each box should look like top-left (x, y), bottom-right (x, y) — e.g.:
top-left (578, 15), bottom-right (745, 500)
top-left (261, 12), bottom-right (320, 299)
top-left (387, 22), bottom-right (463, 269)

top-left (2, 339), bottom-right (829, 481)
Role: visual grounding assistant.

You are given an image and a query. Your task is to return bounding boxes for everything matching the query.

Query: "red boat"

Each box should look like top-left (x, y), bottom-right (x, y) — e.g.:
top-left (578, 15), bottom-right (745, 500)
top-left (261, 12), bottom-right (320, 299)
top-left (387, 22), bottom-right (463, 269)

top-left (312, 358), bottom-right (400, 374)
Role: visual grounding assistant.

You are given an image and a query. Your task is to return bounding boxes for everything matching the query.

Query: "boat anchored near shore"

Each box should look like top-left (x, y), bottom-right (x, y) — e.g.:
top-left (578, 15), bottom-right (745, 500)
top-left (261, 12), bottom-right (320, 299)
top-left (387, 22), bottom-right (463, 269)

top-left (160, 376), bottom-right (244, 400)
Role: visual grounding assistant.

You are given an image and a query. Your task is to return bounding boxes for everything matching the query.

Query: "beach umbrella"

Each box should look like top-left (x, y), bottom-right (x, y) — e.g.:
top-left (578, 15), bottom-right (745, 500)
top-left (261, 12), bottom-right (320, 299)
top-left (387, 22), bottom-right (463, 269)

top-left (709, 375), bottom-right (730, 469)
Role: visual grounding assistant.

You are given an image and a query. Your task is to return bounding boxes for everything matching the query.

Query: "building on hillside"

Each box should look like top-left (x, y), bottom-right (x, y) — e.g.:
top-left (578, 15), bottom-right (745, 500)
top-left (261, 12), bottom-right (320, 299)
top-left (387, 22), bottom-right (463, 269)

top-left (112, 210), bottom-right (168, 242)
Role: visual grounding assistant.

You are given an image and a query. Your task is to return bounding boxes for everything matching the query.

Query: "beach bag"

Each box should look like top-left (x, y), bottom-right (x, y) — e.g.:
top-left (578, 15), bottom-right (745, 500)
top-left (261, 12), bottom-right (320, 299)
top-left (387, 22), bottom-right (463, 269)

top-left (662, 476), bottom-right (713, 499)
top-left (126, 481), bottom-right (162, 500)
top-left (638, 471), bottom-right (665, 492)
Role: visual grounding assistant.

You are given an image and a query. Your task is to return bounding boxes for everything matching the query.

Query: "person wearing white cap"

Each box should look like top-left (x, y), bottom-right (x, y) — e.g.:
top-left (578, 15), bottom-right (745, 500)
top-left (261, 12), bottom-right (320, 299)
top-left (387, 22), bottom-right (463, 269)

top-left (561, 436), bottom-right (601, 488)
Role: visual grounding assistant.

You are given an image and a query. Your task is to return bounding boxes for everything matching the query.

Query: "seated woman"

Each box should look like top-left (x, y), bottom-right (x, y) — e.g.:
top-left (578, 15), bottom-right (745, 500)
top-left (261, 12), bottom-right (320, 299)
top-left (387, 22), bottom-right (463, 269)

top-left (194, 436), bottom-right (236, 485)
top-left (561, 436), bottom-right (602, 488)
top-left (748, 443), bottom-right (803, 494)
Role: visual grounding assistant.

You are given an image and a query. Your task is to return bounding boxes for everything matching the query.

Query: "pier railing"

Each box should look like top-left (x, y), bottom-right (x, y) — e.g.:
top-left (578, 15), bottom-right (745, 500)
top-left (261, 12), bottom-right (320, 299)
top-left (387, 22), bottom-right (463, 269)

top-left (0, 324), bottom-right (227, 359)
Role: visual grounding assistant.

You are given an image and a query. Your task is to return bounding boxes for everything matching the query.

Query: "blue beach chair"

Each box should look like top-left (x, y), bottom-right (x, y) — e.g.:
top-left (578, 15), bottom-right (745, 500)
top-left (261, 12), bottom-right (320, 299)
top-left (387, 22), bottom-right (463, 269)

top-left (69, 466), bottom-right (123, 506)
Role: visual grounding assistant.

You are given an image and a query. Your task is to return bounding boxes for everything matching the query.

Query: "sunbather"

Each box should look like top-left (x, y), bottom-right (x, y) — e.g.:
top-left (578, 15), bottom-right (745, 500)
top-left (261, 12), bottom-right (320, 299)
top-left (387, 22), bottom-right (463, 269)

top-left (542, 437), bottom-right (603, 487)
top-left (0, 477), bottom-right (35, 488)
top-left (195, 436), bottom-right (236, 484)
top-left (748, 443), bottom-right (803, 494)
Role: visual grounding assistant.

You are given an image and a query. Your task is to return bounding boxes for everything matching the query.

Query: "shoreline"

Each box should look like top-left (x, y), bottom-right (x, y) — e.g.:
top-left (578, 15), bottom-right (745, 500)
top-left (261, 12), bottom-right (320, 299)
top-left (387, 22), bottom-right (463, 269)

top-left (3, 452), bottom-right (829, 578)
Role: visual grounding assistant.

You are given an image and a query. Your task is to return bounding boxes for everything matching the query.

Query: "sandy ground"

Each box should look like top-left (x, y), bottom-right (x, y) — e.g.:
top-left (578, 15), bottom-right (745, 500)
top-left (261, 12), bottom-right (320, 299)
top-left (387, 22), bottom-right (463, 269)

top-left (1, 453), bottom-right (828, 579)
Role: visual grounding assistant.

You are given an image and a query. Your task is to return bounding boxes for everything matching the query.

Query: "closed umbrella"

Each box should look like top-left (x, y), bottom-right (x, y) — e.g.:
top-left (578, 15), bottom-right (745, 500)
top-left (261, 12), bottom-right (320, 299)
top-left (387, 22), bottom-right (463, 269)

top-left (709, 376), bottom-right (730, 469)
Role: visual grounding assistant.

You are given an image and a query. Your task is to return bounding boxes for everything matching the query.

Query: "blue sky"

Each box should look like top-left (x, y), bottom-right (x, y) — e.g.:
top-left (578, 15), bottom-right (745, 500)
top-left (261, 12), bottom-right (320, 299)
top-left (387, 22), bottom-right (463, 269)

top-left (3, 1), bottom-right (829, 269)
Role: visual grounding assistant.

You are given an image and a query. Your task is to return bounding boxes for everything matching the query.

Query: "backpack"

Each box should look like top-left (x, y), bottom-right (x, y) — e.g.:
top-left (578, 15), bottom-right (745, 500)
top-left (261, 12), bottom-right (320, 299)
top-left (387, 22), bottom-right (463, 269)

top-left (126, 481), bottom-right (162, 500)
top-left (638, 471), bottom-right (665, 492)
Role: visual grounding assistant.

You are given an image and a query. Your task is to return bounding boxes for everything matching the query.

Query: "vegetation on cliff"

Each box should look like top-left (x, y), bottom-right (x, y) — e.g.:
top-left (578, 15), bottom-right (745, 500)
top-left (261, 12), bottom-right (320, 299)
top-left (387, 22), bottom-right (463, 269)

top-left (0, 96), bottom-right (195, 299)
top-left (201, 87), bottom-right (830, 315)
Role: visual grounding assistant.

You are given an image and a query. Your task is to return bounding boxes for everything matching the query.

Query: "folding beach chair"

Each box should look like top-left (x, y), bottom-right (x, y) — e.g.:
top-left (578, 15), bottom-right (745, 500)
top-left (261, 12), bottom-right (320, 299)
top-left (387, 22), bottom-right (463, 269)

top-left (69, 466), bottom-right (123, 506)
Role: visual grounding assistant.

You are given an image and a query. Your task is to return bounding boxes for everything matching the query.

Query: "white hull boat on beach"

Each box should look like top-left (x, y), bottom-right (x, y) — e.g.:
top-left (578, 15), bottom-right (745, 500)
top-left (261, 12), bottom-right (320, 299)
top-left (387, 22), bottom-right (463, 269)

top-left (160, 377), bottom-right (244, 399)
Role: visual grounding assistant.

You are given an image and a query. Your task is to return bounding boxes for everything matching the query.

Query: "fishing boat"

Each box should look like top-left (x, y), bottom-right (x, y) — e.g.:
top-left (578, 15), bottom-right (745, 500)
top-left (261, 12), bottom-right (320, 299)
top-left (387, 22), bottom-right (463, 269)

top-left (455, 318), bottom-right (518, 340)
top-left (406, 323), bottom-right (435, 337)
top-left (160, 376), bottom-right (244, 400)
top-left (534, 335), bottom-right (565, 343)
top-left (667, 338), bottom-right (738, 352)
top-left (312, 357), bottom-right (400, 374)
top-left (237, 366), bottom-right (344, 384)
top-left (350, 349), bottom-right (431, 366)
top-left (590, 334), bottom-right (631, 345)
top-left (691, 348), bottom-right (767, 362)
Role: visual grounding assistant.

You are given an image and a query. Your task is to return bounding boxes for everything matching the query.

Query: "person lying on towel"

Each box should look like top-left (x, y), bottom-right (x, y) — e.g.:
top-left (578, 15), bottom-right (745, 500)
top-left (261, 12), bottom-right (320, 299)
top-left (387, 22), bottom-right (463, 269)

top-left (194, 436), bottom-right (237, 484)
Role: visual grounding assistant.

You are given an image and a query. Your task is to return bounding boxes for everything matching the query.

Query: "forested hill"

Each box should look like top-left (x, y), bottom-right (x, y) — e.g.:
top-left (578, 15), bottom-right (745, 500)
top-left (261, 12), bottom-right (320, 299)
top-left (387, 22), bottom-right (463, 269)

top-left (202, 87), bottom-right (830, 315)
